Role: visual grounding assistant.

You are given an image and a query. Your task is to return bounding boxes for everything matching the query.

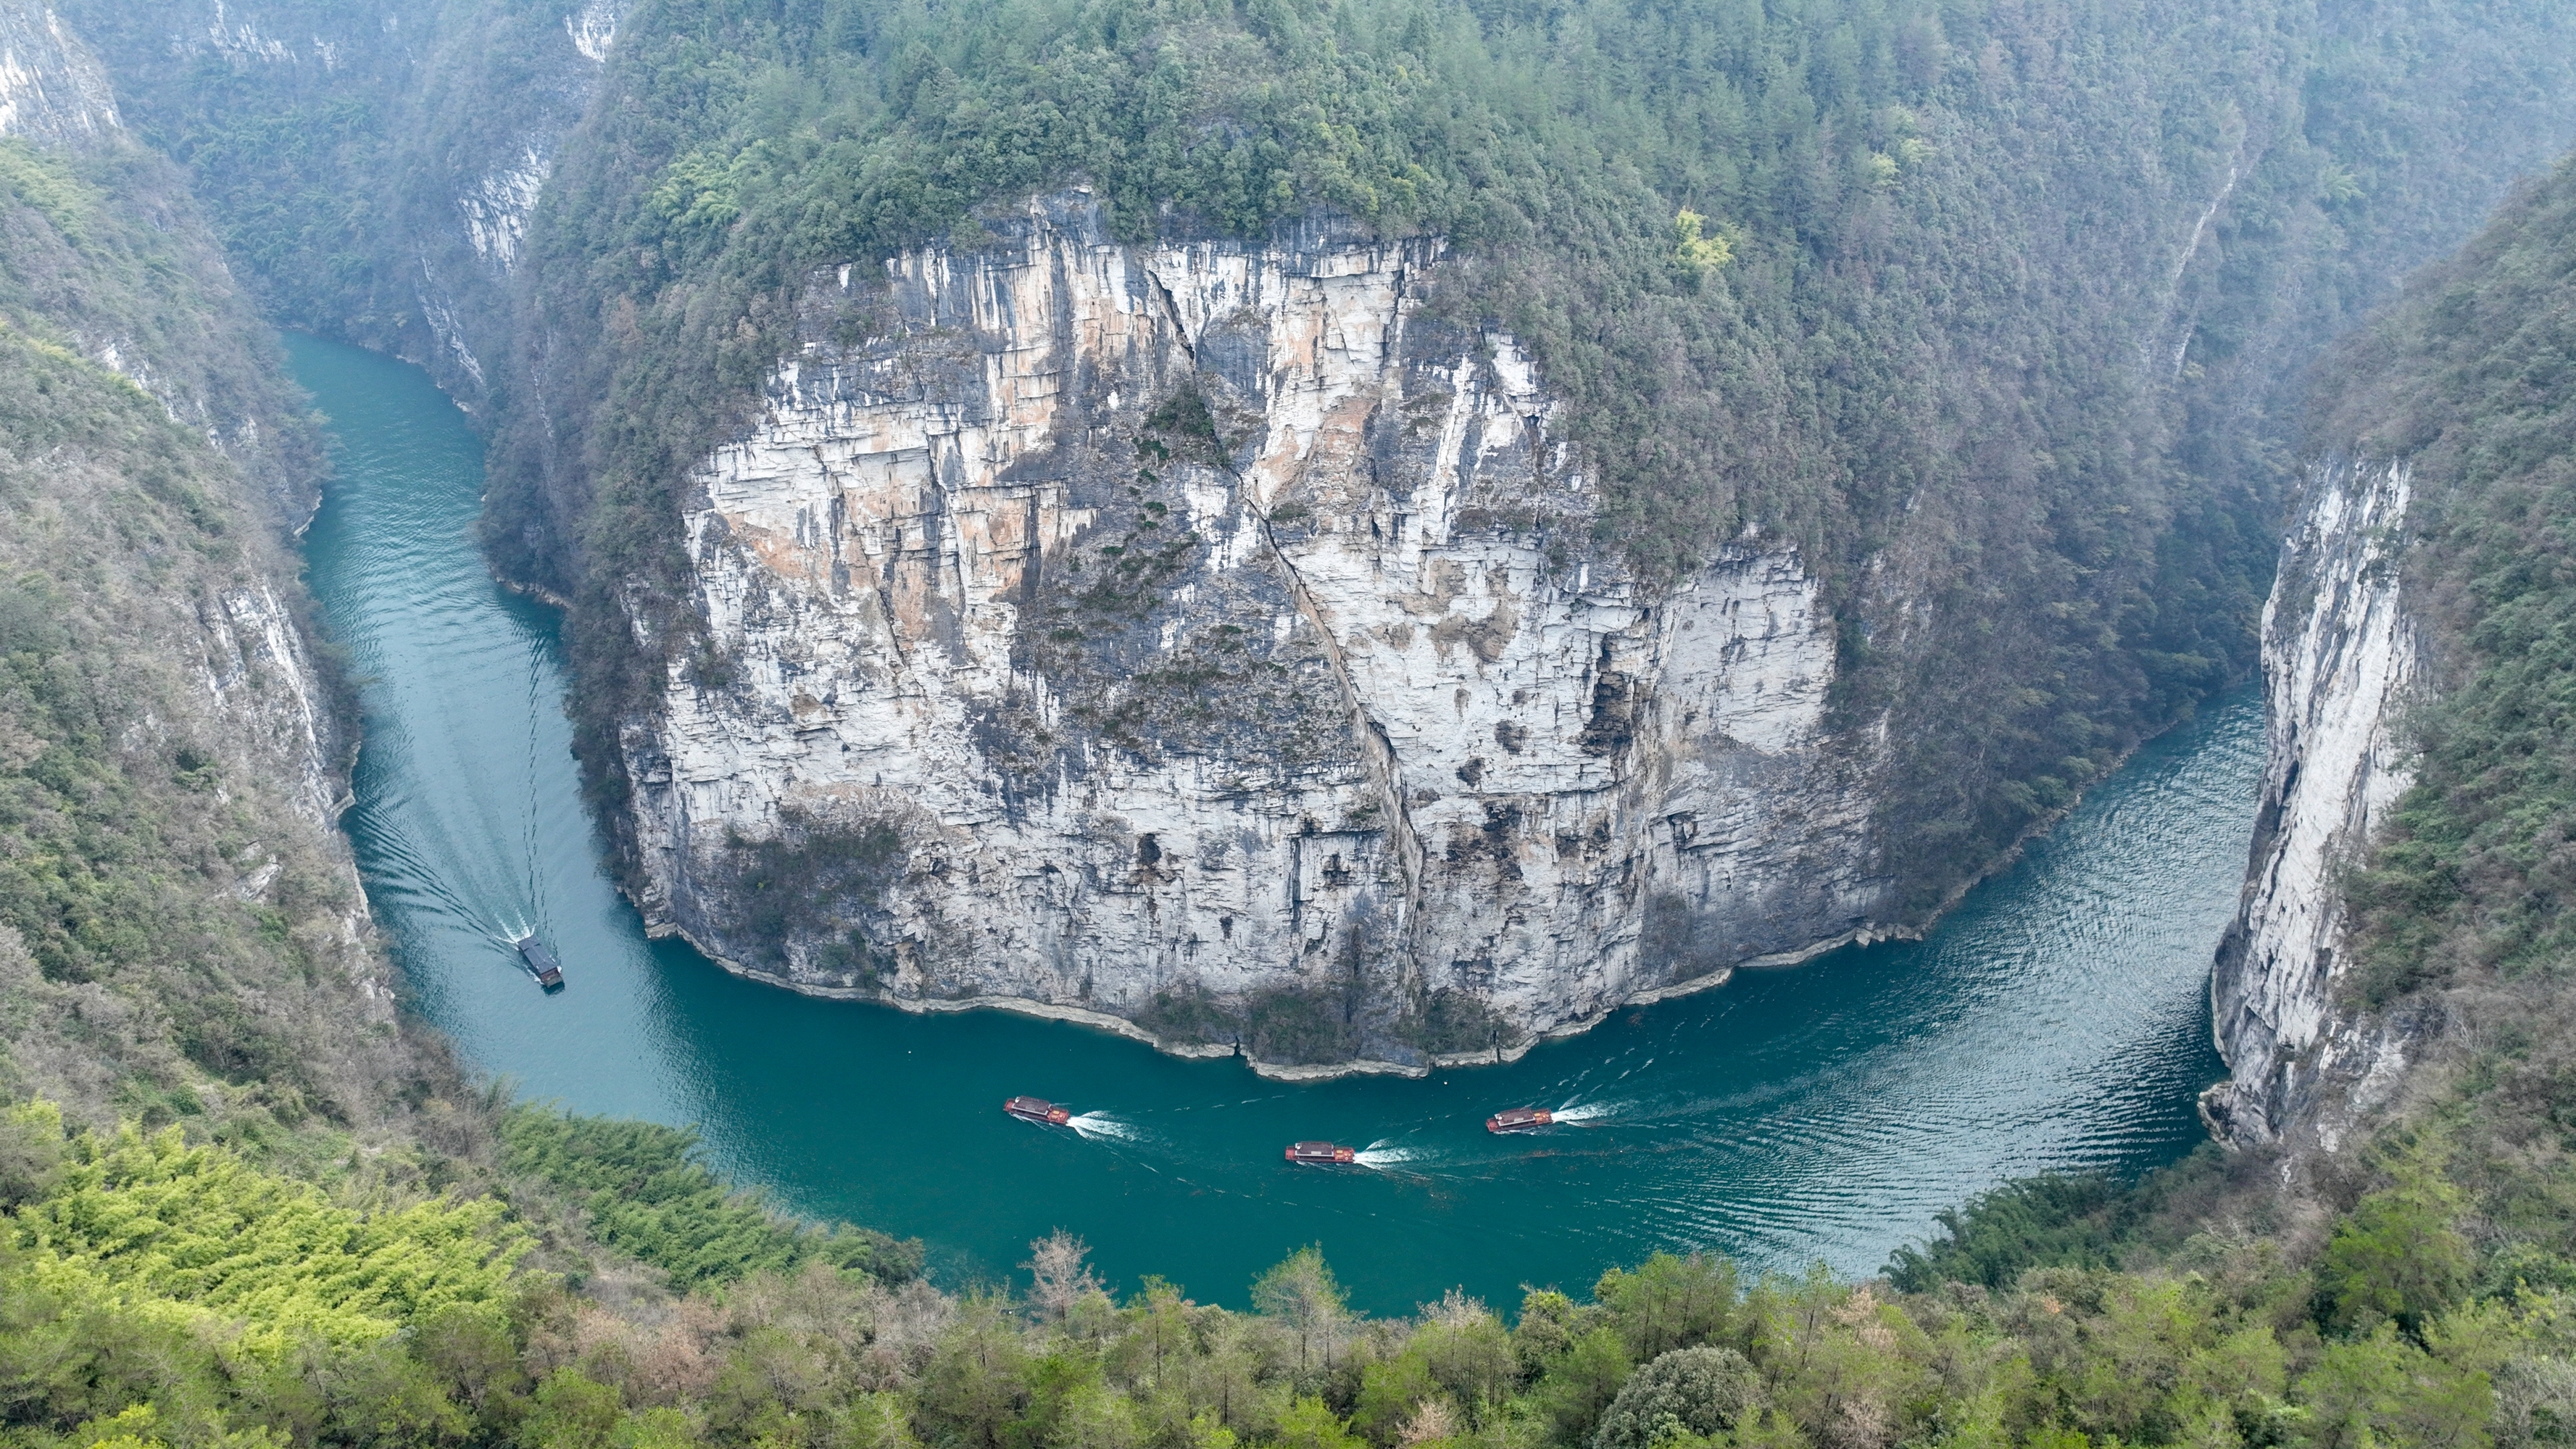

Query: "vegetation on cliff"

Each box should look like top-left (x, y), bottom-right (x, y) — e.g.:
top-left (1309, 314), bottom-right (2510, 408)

top-left (2290, 151), bottom-right (2576, 1344)
top-left (2316, 157), bottom-right (2576, 1010)
top-left (0, 129), bottom-right (436, 1138)
top-left (20, 12), bottom-right (2576, 1449)
top-left (483, 0), bottom-right (2576, 920)
top-left (1871, 147), bottom-right (2576, 1447)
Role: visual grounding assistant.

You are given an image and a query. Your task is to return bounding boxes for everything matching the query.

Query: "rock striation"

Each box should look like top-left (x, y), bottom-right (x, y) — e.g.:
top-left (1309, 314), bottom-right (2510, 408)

top-left (0, 3), bottom-right (115, 144)
top-left (621, 195), bottom-right (1897, 1069)
top-left (2204, 457), bottom-right (2417, 1147)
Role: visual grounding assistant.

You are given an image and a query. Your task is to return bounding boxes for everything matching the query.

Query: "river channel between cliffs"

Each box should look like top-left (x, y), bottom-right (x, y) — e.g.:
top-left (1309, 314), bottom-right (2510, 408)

top-left (292, 333), bottom-right (2258, 1315)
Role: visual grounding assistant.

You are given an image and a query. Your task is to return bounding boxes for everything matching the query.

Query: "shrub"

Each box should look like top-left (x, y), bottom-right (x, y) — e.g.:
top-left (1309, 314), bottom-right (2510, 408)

top-left (1589, 1348), bottom-right (1763, 1449)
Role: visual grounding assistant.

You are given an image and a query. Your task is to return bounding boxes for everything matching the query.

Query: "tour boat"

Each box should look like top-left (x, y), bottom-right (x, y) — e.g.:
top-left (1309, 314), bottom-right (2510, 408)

top-left (1285, 1141), bottom-right (1358, 1165)
top-left (1005, 1097), bottom-right (1073, 1126)
top-left (1487, 1107), bottom-right (1553, 1133)
top-left (512, 934), bottom-right (565, 991)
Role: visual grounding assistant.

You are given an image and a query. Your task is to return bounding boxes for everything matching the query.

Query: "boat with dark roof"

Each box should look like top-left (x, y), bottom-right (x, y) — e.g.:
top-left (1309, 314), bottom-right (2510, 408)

top-left (1284, 1141), bottom-right (1358, 1165)
top-left (512, 933), bottom-right (565, 991)
top-left (1487, 1106), bottom-right (1553, 1133)
top-left (1005, 1096), bottom-right (1073, 1126)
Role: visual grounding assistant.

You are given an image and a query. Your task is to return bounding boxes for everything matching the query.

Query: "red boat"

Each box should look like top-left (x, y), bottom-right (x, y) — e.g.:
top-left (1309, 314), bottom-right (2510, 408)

top-left (1285, 1141), bottom-right (1358, 1165)
top-left (1487, 1107), bottom-right (1554, 1133)
top-left (1004, 1097), bottom-right (1072, 1126)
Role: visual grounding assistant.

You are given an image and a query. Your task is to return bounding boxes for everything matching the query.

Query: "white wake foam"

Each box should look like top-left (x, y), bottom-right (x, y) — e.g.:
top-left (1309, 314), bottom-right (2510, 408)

top-left (1066, 1113), bottom-right (1137, 1143)
top-left (1354, 1141), bottom-right (1420, 1168)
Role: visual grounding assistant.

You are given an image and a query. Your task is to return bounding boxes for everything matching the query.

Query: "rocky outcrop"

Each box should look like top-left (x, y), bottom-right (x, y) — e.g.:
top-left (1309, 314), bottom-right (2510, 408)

top-left (2203, 457), bottom-right (2418, 1147)
top-left (405, 4), bottom-right (618, 406)
top-left (621, 195), bottom-right (1894, 1070)
top-left (0, 3), bottom-right (115, 143)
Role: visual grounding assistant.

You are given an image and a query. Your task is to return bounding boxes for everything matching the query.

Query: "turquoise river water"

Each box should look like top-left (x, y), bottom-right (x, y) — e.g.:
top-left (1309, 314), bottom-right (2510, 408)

top-left (289, 333), bottom-right (2260, 1316)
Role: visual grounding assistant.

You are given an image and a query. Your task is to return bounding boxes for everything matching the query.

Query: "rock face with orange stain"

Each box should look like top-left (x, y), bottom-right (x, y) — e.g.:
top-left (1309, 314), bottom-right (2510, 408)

top-left (620, 193), bottom-right (1892, 1070)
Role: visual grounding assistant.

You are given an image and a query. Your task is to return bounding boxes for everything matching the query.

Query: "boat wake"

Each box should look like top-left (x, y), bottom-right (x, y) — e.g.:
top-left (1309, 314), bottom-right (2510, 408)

top-left (1353, 1141), bottom-right (1423, 1169)
top-left (1067, 1113), bottom-right (1142, 1145)
top-left (1549, 1101), bottom-right (1614, 1126)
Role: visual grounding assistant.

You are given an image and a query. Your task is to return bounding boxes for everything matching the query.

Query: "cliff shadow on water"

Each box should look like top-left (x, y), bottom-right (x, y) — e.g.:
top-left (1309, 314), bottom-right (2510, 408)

top-left (292, 328), bottom-right (2267, 1312)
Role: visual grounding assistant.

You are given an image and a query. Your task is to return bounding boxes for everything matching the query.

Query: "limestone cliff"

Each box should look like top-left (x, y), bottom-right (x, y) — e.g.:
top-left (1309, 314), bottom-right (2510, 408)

top-left (624, 196), bottom-right (1893, 1069)
top-left (2203, 457), bottom-right (2418, 1147)
top-left (0, 3), bottom-right (115, 144)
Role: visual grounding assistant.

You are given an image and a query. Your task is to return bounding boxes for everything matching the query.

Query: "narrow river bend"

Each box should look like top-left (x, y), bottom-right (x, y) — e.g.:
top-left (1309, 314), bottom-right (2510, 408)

top-left (292, 333), bottom-right (2258, 1316)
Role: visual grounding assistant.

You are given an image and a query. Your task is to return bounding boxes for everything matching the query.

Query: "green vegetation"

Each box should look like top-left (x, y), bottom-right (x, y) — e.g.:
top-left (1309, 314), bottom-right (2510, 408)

top-left (8, 1103), bottom-right (525, 1352)
top-left (22, 14), bottom-right (2576, 1449)
top-left (1878, 151), bottom-right (2576, 1440)
top-left (2317, 157), bottom-right (2576, 1006)
top-left (57, 0), bottom-right (608, 415)
top-left (716, 814), bottom-right (908, 974)
top-left (496, 1107), bottom-right (921, 1290)
top-left (0, 131), bottom-right (429, 1137)
top-left (13, 1089), bottom-right (2576, 1449)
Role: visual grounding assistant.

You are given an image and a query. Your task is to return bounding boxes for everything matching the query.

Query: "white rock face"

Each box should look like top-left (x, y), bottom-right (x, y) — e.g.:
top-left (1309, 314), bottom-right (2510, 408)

top-left (625, 196), bottom-right (1891, 1066)
top-left (0, 3), bottom-right (117, 144)
top-left (565, 0), bottom-right (616, 62)
top-left (2205, 457), bottom-right (2417, 1145)
top-left (199, 578), bottom-right (338, 830)
top-left (459, 145), bottom-right (548, 272)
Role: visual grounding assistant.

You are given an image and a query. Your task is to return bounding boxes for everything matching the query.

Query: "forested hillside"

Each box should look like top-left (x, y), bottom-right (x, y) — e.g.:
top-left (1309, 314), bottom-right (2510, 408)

top-left (0, 112), bottom-right (426, 1137)
top-left (54, 0), bottom-right (610, 415)
top-left (1887, 149), bottom-right (2576, 1441)
top-left (2299, 156), bottom-right (2576, 1290)
top-left (13, 1087), bottom-right (2576, 1449)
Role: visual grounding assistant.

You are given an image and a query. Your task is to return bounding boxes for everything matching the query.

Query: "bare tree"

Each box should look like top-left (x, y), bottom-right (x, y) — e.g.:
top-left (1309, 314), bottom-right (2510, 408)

top-left (1025, 1229), bottom-right (1105, 1324)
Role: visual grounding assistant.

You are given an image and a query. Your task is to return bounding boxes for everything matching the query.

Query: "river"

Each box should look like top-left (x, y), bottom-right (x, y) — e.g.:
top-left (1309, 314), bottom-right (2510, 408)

top-left (291, 333), bottom-right (2259, 1316)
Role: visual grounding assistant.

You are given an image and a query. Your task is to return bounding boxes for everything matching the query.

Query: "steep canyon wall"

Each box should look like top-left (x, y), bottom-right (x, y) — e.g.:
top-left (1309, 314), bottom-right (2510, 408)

top-left (54, 0), bottom-right (622, 415)
top-left (0, 1), bottom-right (406, 1121)
top-left (2206, 460), bottom-right (2419, 1148)
top-left (630, 198), bottom-right (1890, 1068)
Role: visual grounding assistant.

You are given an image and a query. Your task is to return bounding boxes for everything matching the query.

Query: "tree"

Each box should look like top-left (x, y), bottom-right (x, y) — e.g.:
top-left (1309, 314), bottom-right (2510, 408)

top-left (410, 1303), bottom-right (528, 1421)
top-left (328, 1342), bottom-right (477, 1449)
top-left (2298, 1324), bottom-right (2493, 1449)
top-left (1594, 1255), bottom-right (1737, 1362)
top-left (2315, 1177), bottom-right (2475, 1340)
top-left (914, 1296), bottom-right (1034, 1449)
top-left (1253, 1249), bottom-right (1350, 1376)
top-left (1534, 1330), bottom-right (1633, 1448)
top-left (1275, 1397), bottom-right (1366, 1449)
top-left (1027, 1231), bottom-right (1108, 1326)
